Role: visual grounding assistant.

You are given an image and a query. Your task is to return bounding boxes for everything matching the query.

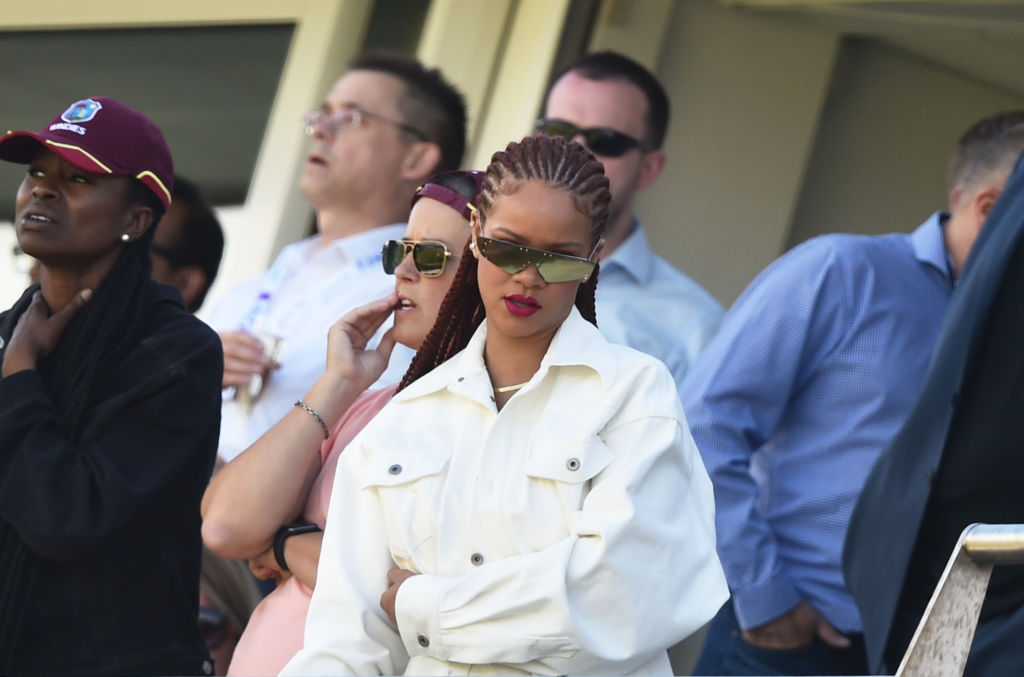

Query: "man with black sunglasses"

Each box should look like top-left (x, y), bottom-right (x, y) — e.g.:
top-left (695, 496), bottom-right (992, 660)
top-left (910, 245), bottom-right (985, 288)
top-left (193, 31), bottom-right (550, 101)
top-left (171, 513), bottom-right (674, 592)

top-left (539, 51), bottom-right (722, 390)
top-left (204, 53), bottom-right (467, 463)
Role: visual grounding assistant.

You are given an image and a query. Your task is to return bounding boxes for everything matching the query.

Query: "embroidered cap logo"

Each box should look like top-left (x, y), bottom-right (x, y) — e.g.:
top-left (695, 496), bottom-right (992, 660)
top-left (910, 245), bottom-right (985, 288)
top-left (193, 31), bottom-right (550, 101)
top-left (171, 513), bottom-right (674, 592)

top-left (61, 99), bottom-right (103, 124)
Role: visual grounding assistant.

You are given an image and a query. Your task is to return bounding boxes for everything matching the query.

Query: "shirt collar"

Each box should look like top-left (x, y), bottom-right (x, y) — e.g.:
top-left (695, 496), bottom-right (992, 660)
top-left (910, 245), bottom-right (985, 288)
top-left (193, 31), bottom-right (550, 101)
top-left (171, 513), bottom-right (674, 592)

top-left (395, 306), bottom-right (618, 403)
top-left (910, 211), bottom-right (954, 282)
top-left (601, 218), bottom-right (656, 284)
top-left (301, 223), bottom-right (407, 268)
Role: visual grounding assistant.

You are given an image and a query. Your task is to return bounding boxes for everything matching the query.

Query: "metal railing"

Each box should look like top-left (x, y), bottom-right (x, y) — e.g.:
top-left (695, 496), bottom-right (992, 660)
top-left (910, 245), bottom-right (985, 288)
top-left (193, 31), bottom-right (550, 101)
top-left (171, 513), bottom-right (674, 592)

top-left (895, 523), bottom-right (1024, 677)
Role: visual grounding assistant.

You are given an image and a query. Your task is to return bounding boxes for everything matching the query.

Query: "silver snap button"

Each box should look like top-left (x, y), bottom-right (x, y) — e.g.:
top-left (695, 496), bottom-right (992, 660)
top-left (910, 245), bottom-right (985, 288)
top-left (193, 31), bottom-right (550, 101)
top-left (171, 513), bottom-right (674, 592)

top-left (566, 457), bottom-right (581, 471)
top-left (202, 659), bottom-right (213, 675)
top-left (470, 552), bottom-right (484, 566)
top-left (388, 464), bottom-right (402, 475)
top-left (417, 634), bottom-right (430, 647)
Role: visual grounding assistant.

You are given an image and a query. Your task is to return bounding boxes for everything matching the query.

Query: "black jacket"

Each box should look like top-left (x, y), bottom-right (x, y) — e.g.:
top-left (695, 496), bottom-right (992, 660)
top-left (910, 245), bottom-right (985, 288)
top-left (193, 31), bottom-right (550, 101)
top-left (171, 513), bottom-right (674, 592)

top-left (0, 284), bottom-right (223, 676)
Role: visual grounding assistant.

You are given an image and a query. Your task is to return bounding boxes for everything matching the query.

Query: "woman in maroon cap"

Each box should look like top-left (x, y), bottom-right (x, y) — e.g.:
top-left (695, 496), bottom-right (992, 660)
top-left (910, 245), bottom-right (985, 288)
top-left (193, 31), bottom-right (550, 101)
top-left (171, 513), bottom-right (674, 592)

top-left (0, 98), bottom-right (222, 676)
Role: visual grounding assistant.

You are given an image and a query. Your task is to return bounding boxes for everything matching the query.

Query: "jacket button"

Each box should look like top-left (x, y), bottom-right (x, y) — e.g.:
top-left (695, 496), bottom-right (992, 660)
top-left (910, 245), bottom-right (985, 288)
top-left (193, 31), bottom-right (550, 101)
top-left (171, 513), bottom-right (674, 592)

top-left (566, 457), bottom-right (581, 471)
top-left (388, 464), bottom-right (402, 475)
top-left (418, 634), bottom-right (430, 647)
top-left (470, 552), bottom-right (484, 566)
top-left (458, 376), bottom-right (465, 382)
top-left (202, 660), bottom-right (213, 675)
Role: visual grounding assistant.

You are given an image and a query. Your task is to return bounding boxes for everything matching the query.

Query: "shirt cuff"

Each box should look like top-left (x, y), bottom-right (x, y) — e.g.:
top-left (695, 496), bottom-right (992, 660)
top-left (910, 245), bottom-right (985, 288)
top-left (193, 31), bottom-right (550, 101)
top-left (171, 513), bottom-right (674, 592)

top-left (395, 573), bottom-right (445, 661)
top-left (731, 576), bottom-right (804, 630)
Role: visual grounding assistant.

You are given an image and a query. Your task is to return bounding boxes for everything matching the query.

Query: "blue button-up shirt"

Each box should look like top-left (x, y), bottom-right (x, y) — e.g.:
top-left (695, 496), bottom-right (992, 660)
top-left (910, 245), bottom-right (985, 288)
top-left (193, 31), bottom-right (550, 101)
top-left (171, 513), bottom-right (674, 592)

top-left (681, 212), bottom-right (954, 633)
top-left (597, 222), bottom-right (723, 391)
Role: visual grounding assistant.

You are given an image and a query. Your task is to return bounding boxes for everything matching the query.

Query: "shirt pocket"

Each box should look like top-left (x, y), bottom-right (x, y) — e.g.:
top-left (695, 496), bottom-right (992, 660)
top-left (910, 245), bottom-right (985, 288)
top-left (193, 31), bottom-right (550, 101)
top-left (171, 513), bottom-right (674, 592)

top-left (360, 444), bottom-right (449, 573)
top-left (523, 436), bottom-right (615, 525)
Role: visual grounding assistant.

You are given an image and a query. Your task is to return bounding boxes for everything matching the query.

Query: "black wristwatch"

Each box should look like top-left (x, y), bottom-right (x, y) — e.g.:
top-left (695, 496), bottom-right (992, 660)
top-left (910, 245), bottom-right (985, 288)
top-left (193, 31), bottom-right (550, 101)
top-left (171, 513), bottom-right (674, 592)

top-left (272, 522), bottom-right (322, 572)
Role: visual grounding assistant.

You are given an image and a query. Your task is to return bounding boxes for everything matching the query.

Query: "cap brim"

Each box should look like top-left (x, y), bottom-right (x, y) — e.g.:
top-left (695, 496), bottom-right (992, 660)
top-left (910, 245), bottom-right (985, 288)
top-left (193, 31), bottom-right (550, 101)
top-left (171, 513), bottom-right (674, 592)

top-left (0, 131), bottom-right (114, 175)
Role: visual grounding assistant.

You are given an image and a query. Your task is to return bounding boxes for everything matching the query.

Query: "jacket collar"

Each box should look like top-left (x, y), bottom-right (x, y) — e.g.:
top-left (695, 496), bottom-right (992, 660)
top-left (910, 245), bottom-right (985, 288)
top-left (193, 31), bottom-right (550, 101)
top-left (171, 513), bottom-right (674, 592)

top-left (396, 306), bottom-right (618, 403)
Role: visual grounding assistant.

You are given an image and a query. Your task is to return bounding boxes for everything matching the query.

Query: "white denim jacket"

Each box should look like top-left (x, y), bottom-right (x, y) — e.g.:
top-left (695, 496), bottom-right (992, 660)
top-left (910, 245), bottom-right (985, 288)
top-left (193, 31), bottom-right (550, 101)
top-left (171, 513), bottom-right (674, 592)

top-left (281, 308), bottom-right (727, 676)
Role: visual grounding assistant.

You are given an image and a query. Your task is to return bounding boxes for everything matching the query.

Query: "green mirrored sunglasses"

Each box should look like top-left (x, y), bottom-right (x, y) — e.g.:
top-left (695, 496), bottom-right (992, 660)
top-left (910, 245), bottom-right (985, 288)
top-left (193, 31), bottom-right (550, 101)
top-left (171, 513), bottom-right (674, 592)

top-left (476, 235), bottom-right (596, 283)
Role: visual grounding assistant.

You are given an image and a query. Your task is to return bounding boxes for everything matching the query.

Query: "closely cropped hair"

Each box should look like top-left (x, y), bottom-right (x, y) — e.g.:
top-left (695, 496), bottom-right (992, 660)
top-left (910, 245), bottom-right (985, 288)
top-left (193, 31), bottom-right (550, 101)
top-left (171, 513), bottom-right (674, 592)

top-left (948, 111), bottom-right (1024, 193)
top-left (957, 122), bottom-right (1024, 199)
top-left (349, 52), bottom-right (467, 172)
top-left (399, 137), bottom-right (609, 391)
top-left (556, 50), bottom-right (670, 149)
top-left (163, 176), bottom-right (225, 312)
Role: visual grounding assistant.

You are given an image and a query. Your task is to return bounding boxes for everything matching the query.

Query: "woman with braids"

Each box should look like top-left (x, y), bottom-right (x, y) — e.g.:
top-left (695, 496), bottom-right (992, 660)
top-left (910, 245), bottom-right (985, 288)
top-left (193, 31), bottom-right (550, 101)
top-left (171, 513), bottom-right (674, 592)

top-left (0, 98), bottom-right (222, 676)
top-left (283, 135), bottom-right (726, 677)
top-left (201, 169), bottom-right (482, 676)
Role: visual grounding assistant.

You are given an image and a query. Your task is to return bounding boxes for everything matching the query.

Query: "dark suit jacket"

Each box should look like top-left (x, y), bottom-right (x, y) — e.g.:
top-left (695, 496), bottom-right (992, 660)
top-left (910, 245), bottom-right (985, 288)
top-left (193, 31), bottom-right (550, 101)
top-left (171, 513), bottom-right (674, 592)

top-left (842, 152), bottom-right (1024, 674)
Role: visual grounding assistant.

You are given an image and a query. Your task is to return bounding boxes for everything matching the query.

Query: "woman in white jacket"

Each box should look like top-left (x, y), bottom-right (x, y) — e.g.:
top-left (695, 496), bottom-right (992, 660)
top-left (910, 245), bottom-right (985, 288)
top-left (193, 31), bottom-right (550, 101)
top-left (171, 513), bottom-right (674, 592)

top-left (282, 135), bottom-right (727, 676)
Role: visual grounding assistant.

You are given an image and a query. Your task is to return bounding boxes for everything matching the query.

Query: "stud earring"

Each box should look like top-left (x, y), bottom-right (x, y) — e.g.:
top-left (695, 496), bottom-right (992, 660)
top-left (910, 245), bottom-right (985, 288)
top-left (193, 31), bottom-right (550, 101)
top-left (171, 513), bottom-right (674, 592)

top-left (469, 241), bottom-right (476, 249)
top-left (121, 233), bottom-right (130, 242)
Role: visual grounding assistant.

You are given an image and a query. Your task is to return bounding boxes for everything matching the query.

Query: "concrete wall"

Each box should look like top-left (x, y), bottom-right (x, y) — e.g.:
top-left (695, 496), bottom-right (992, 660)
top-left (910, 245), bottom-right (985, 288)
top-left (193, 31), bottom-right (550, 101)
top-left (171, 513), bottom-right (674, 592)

top-left (788, 36), bottom-right (1024, 247)
top-left (639, 0), bottom-right (841, 306)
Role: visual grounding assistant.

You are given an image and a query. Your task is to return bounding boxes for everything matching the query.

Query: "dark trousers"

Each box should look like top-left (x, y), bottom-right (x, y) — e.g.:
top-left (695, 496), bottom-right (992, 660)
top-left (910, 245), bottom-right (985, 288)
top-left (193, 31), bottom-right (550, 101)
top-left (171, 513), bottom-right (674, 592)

top-left (694, 601), bottom-right (868, 676)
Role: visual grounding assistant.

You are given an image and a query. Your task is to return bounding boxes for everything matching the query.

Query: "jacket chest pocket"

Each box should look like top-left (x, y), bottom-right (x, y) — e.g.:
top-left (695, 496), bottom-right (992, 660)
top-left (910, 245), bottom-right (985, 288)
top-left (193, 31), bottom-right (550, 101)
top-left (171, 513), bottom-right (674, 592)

top-left (523, 436), bottom-right (615, 531)
top-left (360, 447), bottom-right (448, 573)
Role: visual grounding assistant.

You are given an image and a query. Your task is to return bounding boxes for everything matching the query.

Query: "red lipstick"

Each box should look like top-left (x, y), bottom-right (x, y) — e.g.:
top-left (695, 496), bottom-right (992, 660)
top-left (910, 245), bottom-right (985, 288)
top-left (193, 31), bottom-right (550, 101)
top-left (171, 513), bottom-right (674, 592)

top-left (504, 294), bottom-right (541, 317)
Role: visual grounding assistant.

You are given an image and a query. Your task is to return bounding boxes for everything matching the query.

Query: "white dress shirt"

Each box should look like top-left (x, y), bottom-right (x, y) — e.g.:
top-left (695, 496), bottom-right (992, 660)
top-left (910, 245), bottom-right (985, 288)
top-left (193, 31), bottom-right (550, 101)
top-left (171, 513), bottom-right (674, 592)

top-left (281, 307), bottom-right (727, 676)
top-left (597, 221), bottom-right (723, 392)
top-left (205, 226), bottom-right (414, 461)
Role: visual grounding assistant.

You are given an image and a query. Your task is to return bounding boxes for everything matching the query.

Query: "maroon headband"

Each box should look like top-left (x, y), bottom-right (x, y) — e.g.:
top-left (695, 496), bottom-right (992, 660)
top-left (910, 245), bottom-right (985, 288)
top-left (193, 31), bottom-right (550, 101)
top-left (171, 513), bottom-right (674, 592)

top-left (411, 169), bottom-right (484, 220)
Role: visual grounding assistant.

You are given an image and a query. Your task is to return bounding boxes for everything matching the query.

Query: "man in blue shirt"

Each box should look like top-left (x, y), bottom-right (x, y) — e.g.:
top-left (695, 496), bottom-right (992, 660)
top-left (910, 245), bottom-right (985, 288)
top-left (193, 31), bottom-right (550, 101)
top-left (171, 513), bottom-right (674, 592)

top-left (539, 51), bottom-right (722, 389)
top-left (682, 113), bottom-right (1024, 676)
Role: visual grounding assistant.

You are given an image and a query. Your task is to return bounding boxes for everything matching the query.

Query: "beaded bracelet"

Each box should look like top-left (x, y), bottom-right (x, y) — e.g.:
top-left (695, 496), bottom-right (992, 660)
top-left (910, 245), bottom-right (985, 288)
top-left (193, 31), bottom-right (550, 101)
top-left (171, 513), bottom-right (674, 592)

top-left (294, 399), bottom-right (329, 439)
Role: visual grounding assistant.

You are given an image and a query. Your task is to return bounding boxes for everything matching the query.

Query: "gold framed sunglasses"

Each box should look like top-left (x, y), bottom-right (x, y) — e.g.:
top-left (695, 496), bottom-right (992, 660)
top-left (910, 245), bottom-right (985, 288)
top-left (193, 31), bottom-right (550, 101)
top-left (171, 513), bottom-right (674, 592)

top-left (476, 235), bottom-right (597, 283)
top-left (381, 239), bottom-right (453, 277)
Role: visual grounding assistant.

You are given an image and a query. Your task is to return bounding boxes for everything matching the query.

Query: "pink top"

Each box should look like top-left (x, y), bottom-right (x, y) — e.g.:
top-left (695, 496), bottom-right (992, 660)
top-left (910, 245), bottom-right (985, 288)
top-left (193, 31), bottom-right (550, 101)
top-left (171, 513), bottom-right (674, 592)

top-left (226, 385), bottom-right (398, 676)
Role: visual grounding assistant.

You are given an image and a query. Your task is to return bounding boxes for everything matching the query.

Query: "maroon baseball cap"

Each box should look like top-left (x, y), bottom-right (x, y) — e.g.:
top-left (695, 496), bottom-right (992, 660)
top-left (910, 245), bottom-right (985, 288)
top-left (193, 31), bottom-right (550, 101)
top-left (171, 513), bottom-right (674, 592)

top-left (411, 169), bottom-right (484, 220)
top-left (0, 96), bottom-right (174, 209)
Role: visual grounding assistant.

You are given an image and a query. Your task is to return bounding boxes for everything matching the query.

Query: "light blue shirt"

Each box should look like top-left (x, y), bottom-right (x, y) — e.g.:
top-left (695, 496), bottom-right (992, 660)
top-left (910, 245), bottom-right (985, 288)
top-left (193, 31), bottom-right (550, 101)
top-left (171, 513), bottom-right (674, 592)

top-left (597, 222), bottom-right (723, 390)
top-left (680, 212), bottom-right (954, 633)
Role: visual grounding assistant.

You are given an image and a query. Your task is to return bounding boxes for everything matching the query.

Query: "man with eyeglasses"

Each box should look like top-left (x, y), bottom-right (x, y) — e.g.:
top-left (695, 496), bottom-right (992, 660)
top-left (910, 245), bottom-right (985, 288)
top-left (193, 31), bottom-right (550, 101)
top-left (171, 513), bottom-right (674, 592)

top-left (538, 51), bottom-right (723, 390)
top-left (204, 53), bottom-right (466, 463)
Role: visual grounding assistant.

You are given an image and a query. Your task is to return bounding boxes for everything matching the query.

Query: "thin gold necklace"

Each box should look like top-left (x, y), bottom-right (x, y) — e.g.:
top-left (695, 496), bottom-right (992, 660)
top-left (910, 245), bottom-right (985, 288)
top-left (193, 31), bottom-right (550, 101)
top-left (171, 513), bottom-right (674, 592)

top-left (493, 381), bottom-right (529, 394)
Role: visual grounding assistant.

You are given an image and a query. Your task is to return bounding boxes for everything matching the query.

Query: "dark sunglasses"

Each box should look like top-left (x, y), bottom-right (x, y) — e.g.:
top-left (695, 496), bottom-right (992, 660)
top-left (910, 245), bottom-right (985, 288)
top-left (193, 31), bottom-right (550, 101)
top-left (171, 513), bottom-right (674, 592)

top-left (476, 235), bottom-right (597, 283)
top-left (535, 117), bottom-right (649, 158)
top-left (198, 606), bottom-right (229, 651)
top-left (382, 239), bottom-right (453, 277)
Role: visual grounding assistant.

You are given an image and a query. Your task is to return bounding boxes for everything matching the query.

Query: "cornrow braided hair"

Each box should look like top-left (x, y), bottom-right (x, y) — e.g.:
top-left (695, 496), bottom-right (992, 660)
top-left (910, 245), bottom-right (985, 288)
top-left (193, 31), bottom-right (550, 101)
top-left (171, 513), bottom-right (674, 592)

top-left (398, 136), bottom-right (609, 391)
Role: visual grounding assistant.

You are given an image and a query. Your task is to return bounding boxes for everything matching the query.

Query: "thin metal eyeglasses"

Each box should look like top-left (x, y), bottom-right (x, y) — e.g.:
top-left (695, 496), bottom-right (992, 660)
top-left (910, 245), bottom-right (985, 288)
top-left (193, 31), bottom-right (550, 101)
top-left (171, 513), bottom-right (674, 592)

top-left (475, 235), bottom-right (598, 283)
top-left (382, 239), bottom-right (453, 277)
top-left (304, 107), bottom-right (428, 142)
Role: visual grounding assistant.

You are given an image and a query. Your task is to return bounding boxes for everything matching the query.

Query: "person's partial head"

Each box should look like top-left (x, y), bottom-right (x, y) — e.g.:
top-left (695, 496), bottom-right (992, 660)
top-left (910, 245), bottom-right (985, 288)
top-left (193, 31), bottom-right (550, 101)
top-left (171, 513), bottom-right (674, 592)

top-left (399, 136), bottom-right (609, 390)
top-left (199, 547), bottom-right (261, 676)
top-left (540, 51), bottom-right (667, 252)
top-left (947, 122), bottom-right (1024, 273)
top-left (0, 97), bottom-right (172, 275)
top-left (0, 97), bottom-right (174, 438)
top-left (150, 176), bottom-right (225, 313)
top-left (382, 169), bottom-right (482, 350)
top-left (299, 52), bottom-right (466, 214)
top-left (947, 110), bottom-right (1024, 201)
